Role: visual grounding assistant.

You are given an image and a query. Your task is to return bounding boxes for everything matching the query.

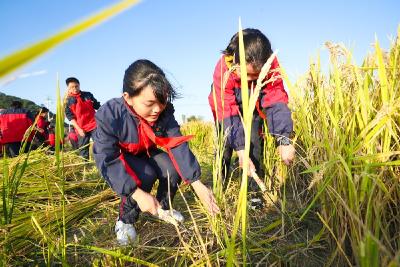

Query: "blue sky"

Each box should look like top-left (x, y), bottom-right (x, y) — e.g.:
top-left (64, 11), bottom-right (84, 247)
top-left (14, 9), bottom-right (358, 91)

top-left (0, 0), bottom-right (399, 122)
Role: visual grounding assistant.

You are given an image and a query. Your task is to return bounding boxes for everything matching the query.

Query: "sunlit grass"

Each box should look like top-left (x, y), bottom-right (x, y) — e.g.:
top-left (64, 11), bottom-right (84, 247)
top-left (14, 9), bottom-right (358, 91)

top-left (290, 28), bottom-right (400, 266)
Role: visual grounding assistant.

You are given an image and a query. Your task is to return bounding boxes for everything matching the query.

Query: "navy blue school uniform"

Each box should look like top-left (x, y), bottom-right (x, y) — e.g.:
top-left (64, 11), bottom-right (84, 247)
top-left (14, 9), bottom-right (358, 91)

top-left (93, 97), bottom-right (201, 223)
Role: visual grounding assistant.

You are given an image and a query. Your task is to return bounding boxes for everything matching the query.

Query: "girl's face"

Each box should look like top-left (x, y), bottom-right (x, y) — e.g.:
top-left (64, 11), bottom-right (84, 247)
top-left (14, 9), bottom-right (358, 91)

top-left (67, 82), bottom-right (80, 95)
top-left (235, 63), bottom-right (260, 82)
top-left (123, 85), bottom-right (166, 123)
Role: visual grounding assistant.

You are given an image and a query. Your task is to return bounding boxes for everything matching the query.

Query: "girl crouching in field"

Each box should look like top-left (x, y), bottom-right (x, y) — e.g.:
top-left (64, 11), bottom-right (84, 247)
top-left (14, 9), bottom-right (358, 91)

top-left (93, 59), bottom-right (220, 245)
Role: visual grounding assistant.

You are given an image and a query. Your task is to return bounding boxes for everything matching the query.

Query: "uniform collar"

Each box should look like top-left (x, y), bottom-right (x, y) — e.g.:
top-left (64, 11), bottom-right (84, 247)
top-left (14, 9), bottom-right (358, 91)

top-left (68, 91), bottom-right (81, 97)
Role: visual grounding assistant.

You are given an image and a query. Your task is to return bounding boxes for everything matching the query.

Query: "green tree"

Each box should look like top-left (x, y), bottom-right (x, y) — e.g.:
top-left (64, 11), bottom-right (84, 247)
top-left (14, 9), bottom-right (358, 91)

top-left (0, 92), bottom-right (47, 114)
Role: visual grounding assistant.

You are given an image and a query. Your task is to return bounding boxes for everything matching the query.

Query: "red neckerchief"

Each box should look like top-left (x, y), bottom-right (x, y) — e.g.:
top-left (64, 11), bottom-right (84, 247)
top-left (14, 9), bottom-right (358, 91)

top-left (123, 100), bottom-right (193, 154)
top-left (68, 91), bottom-right (81, 97)
top-left (123, 100), bottom-right (194, 182)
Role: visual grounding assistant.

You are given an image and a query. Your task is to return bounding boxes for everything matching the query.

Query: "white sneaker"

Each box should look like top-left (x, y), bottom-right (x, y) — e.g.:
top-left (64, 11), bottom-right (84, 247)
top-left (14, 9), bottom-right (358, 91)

top-left (169, 209), bottom-right (184, 223)
top-left (157, 208), bottom-right (184, 225)
top-left (115, 220), bottom-right (137, 245)
top-left (249, 198), bottom-right (263, 210)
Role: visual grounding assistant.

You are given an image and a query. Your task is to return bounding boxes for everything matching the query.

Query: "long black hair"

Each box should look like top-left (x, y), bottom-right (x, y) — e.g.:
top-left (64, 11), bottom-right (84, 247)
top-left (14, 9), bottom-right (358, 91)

top-left (123, 59), bottom-right (178, 105)
top-left (223, 28), bottom-right (272, 71)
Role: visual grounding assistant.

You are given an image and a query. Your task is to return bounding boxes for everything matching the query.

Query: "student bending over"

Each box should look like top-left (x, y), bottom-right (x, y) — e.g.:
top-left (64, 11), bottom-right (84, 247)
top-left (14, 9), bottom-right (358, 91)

top-left (93, 59), bottom-right (220, 245)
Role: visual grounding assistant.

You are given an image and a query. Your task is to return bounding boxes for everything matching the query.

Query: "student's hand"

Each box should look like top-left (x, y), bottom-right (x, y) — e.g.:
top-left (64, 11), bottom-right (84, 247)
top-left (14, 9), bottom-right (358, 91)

top-left (76, 127), bottom-right (85, 137)
top-left (236, 150), bottom-right (256, 176)
top-left (191, 180), bottom-right (220, 216)
top-left (131, 188), bottom-right (160, 215)
top-left (277, 144), bottom-right (295, 165)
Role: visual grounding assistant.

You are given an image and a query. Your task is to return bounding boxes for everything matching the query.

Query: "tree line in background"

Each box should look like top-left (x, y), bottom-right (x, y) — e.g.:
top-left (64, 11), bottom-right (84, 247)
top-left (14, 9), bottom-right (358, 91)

top-left (0, 92), bottom-right (47, 114)
top-left (0, 92), bottom-right (205, 124)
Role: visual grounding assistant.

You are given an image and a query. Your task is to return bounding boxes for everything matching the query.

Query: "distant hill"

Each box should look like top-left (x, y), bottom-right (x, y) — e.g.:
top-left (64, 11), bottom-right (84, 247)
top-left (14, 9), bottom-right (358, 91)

top-left (0, 92), bottom-right (48, 114)
top-left (0, 93), bottom-right (71, 128)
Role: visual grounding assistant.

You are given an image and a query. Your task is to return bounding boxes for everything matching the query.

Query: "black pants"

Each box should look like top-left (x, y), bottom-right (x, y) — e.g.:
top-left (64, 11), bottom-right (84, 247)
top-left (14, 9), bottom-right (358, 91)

top-left (4, 142), bottom-right (31, 157)
top-left (70, 139), bottom-right (79, 150)
top-left (78, 130), bottom-right (94, 160)
top-left (221, 116), bottom-right (263, 191)
top-left (31, 133), bottom-right (47, 150)
top-left (119, 149), bottom-right (181, 224)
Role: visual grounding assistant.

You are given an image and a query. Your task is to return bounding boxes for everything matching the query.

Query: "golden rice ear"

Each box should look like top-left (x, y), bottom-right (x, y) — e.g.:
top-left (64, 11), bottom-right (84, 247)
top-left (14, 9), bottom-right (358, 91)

top-left (256, 51), bottom-right (278, 89)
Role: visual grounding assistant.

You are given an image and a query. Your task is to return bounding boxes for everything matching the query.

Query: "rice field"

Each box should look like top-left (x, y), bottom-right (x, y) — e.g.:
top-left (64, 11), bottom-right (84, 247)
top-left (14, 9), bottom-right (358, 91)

top-left (1, 29), bottom-right (399, 266)
top-left (0, 2), bottom-right (399, 265)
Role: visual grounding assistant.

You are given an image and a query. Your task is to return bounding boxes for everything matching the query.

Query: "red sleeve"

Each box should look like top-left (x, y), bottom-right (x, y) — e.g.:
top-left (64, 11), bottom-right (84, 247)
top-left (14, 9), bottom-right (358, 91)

top-left (208, 56), bottom-right (241, 121)
top-left (208, 56), bottom-right (246, 151)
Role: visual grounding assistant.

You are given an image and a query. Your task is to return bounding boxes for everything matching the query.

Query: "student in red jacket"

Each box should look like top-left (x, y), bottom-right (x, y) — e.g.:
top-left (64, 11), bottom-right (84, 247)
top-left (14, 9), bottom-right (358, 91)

top-left (0, 101), bottom-right (34, 157)
top-left (208, 28), bottom-right (295, 189)
top-left (67, 126), bottom-right (79, 150)
top-left (47, 122), bottom-right (56, 150)
top-left (46, 120), bottom-right (65, 152)
top-left (93, 59), bottom-right (219, 245)
top-left (33, 107), bottom-right (50, 147)
top-left (65, 77), bottom-right (100, 160)
top-left (0, 108), bottom-right (3, 157)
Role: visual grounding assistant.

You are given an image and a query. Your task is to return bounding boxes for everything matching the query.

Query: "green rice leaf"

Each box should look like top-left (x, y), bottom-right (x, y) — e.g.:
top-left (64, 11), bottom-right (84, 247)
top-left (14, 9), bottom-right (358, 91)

top-left (0, 0), bottom-right (141, 78)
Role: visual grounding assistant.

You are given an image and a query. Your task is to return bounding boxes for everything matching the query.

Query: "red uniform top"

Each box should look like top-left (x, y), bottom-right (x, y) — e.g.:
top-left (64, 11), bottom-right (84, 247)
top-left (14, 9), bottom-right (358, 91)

top-left (0, 108), bottom-right (33, 143)
top-left (208, 55), bottom-right (293, 150)
top-left (65, 91), bottom-right (100, 132)
top-left (36, 116), bottom-right (50, 140)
